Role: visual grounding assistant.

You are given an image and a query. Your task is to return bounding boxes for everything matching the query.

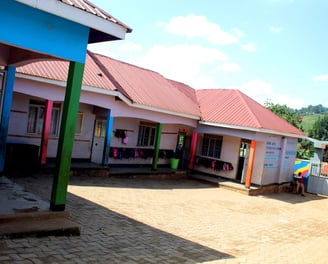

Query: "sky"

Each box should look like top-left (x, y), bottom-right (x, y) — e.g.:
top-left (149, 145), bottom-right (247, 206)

top-left (88, 0), bottom-right (328, 109)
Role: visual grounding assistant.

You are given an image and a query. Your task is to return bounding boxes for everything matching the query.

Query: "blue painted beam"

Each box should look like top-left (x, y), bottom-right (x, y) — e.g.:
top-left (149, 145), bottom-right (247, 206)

top-left (1, 0), bottom-right (89, 63)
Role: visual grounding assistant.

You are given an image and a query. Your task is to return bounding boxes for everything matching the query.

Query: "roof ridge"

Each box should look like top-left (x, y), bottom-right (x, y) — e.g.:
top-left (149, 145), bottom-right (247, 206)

top-left (235, 90), bottom-right (263, 128)
top-left (89, 51), bottom-right (163, 75)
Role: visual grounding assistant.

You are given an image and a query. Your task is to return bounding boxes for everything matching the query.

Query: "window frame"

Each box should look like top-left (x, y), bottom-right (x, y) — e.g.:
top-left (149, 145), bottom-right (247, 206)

top-left (26, 100), bottom-right (61, 137)
top-left (137, 122), bottom-right (156, 147)
top-left (201, 134), bottom-right (223, 159)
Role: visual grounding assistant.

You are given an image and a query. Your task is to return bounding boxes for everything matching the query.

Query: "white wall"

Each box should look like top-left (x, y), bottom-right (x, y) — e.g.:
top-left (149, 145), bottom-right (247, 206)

top-left (193, 134), bottom-right (240, 179)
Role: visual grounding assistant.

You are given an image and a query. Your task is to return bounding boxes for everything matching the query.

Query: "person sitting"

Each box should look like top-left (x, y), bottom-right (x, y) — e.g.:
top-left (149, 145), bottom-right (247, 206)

top-left (293, 172), bottom-right (305, 196)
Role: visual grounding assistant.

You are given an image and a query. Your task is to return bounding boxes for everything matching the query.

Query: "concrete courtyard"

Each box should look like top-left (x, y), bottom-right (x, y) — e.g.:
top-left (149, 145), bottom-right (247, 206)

top-left (1, 173), bottom-right (328, 263)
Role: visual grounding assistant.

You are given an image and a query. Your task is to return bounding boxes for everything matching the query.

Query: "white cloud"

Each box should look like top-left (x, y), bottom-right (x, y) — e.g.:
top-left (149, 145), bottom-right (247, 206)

top-left (221, 63), bottom-right (241, 72)
top-left (314, 74), bottom-right (328, 81)
top-left (134, 44), bottom-right (228, 87)
top-left (237, 80), bottom-right (304, 108)
top-left (163, 14), bottom-right (242, 45)
top-left (87, 41), bottom-right (143, 58)
top-left (269, 26), bottom-right (283, 33)
top-left (118, 41), bottom-right (143, 52)
top-left (241, 42), bottom-right (256, 52)
top-left (87, 42), bottom-right (114, 57)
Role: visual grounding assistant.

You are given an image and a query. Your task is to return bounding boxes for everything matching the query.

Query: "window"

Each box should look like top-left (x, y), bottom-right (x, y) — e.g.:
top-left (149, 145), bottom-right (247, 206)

top-left (201, 134), bottom-right (223, 159)
top-left (94, 119), bottom-right (106, 137)
top-left (137, 123), bottom-right (156, 146)
top-left (27, 100), bottom-right (60, 136)
top-left (75, 112), bottom-right (84, 135)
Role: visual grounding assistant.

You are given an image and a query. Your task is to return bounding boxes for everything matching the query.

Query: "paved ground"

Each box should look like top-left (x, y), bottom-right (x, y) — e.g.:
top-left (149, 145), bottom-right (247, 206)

top-left (1, 173), bottom-right (328, 263)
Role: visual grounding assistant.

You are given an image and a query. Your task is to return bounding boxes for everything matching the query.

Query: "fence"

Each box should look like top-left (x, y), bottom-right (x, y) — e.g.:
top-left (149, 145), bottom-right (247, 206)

top-left (307, 162), bottom-right (328, 196)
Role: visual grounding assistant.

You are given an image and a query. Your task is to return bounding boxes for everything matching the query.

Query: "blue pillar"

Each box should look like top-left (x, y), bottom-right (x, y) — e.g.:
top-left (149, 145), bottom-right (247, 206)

top-left (0, 66), bottom-right (16, 174)
top-left (102, 109), bottom-right (113, 166)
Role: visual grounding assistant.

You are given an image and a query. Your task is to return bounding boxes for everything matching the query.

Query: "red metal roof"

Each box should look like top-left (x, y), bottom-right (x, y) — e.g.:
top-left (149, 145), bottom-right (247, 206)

top-left (16, 51), bottom-right (305, 136)
top-left (90, 52), bottom-right (201, 117)
top-left (17, 53), bottom-right (117, 91)
top-left (196, 89), bottom-right (305, 136)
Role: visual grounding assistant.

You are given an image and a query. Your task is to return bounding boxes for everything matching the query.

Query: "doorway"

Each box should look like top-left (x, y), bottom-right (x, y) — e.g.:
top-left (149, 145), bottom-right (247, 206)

top-left (91, 119), bottom-right (106, 164)
top-left (236, 140), bottom-right (250, 182)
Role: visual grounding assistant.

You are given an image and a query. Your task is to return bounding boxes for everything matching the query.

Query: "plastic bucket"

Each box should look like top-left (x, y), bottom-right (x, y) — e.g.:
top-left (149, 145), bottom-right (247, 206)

top-left (170, 158), bottom-right (180, 170)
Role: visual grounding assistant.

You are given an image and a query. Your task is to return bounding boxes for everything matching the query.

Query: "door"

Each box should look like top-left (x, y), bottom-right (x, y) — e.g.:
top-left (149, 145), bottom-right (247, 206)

top-left (91, 119), bottom-right (106, 164)
top-left (237, 140), bottom-right (250, 183)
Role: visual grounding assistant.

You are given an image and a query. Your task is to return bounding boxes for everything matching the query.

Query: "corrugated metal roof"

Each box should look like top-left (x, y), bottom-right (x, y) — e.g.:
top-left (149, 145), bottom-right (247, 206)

top-left (17, 53), bottom-right (117, 91)
top-left (90, 52), bottom-right (201, 117)
top-left (196, 89), bottom-right (305, 136)
top-left (16, 51), bottom-right (305, 136)
top-left (60, 0), bottom-right (132, 33)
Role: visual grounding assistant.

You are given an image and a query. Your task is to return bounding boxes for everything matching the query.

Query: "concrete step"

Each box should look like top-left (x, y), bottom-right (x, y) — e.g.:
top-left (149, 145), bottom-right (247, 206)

top-left (0, 211), bottom-right (80, 238)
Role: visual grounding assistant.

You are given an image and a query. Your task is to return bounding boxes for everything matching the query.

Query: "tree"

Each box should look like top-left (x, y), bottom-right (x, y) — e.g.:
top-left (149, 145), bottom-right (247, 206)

top-left (265, 101), bottom-right (314, 159)
top-left (308, 113), bottom-right (328, 140)
top-left (264, 101), bottom-right (302, 129)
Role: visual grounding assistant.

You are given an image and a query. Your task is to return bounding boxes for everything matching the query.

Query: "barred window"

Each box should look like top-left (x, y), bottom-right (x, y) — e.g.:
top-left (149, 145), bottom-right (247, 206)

top-left (27, 100), bottom-right (60, 136)
top-left (201, 134), bottom-right (223, 159)
top-left (137, 123), bottom-right (156, 146)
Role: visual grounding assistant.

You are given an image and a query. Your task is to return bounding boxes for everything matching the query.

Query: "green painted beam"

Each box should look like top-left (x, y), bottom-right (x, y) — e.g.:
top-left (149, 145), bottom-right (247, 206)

top-left (152, 123), bottom-right (162, 171)
top-left (50, 61), bottom-right (84, 211)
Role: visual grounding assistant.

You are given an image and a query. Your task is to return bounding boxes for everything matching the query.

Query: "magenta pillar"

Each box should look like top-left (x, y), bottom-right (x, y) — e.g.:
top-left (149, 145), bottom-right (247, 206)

top-left (188, 132), bottom-right (198, 170)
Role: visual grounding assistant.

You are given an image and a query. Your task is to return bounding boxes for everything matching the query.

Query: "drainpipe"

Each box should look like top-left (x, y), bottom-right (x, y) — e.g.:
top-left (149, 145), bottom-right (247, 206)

top-left (152, 123), bottom-right (162, 171)
top-left (245, 140), bottom-right (256, 188)
top-left (40, 100), bottom-right (53, 165)
top-left (188, 132), bottom-right (198, 170)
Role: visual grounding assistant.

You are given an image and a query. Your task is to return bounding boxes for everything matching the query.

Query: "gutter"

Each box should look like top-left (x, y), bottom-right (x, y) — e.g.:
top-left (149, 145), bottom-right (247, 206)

top-left (16, 0), bottom-right (131, 40)
top-left (199, 120), bottom-right (307, 139)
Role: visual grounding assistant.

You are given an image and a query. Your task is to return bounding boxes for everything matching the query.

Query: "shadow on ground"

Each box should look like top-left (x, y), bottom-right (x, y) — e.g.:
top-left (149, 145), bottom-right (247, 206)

top-left (4, 173), bottom-right (233, 263)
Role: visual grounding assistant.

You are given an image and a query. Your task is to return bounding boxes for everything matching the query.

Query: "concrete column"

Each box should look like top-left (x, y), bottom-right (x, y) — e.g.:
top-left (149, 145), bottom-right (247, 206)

top-left (245, 140), bottom-right (256, 188)
top-left (152, 123), bottom-right (162, 171)
top-left (40, 100), bottom-right (53, 165)
top-left (50, 61), bottom-right (84, 211)
top-left (102, 109), bottom-right (113, 166)
top-left (0, 66), bottom-right (16, 174)
top-left (188, 132), bottom-right (198, 170)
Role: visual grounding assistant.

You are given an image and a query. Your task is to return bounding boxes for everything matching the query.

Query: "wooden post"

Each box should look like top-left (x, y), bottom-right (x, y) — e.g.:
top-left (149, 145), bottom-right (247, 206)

top-left (50, 61), bottom-right (84, 211)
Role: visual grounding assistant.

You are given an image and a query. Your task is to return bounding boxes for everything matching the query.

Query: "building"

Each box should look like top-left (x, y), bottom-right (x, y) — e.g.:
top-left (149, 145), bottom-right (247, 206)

top-left (9, 50), bottom-right (306, 190)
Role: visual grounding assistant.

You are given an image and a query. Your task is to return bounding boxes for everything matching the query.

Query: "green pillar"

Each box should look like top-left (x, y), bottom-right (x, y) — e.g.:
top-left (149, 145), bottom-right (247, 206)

top-left (152, 123), bottom-right (162, 171)
top-left (50, 61), bottom-right (84, 211)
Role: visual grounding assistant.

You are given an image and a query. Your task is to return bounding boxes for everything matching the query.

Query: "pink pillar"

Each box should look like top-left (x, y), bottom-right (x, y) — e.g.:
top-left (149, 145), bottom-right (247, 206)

top-left (188, 132), bottom-right (198, 170)
top-left (40, 100), bottom-right (53, 165)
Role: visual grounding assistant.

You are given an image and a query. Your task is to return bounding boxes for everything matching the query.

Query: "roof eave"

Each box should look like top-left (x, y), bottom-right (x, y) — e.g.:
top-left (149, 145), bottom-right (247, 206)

top-left (199, 121), bottom-right (306, 139)
top-left (16, 0), bottom-right (132, 43)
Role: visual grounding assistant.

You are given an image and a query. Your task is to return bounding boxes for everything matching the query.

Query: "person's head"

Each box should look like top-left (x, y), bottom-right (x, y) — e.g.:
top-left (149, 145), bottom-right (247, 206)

top-left (298, 172), bottom-right (302, 176)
